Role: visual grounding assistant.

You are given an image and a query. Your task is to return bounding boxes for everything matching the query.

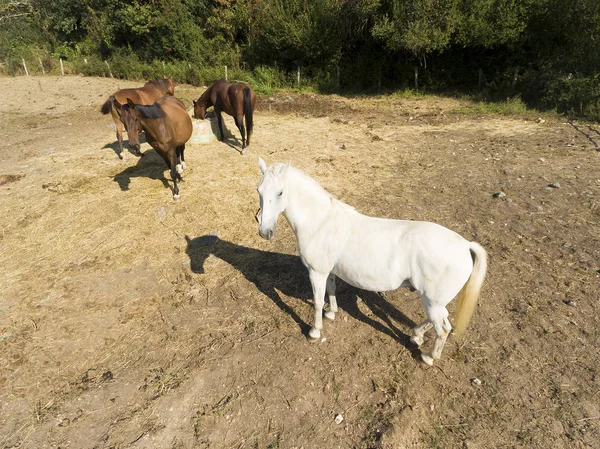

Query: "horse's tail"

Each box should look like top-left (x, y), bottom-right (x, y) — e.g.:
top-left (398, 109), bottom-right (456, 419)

top-left (101, 95), bottom-right (114, 115)
top-left (243, 87), bottom-right (253, 140)
top-left (453, 242), bottom-right (488, 339)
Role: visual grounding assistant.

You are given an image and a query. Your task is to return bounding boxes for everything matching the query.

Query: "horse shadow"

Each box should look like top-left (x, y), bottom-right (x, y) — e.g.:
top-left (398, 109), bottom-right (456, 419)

top-left (185, 236), bottom-right (419, 354)
top-left (102, 133), bottom-right (148, 158)
top-left (205, 111), bottom-right (243, 153)
top-left (113, 149), bottom-right (171, 192)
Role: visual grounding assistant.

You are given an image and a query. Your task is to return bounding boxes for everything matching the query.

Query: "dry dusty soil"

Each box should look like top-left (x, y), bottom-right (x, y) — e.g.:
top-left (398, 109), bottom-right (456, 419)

top-left (0, 76), bottom-right (599, 449)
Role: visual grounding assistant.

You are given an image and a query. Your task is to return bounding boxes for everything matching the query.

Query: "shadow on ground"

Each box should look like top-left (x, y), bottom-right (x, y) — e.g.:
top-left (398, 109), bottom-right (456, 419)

top-left (185, 235), bottom-right (419, 355)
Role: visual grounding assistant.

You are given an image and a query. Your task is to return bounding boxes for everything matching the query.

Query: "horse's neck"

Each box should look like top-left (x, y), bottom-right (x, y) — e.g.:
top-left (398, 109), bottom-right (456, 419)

top-left (283, 169), bottom-right (334, 238)
top-left (199, 86), bottom-right (213, 108)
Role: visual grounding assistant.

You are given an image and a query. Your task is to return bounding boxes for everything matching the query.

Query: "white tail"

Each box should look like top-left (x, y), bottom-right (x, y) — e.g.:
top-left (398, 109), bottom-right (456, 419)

top-left (453, 242), bottom-right (488, 338)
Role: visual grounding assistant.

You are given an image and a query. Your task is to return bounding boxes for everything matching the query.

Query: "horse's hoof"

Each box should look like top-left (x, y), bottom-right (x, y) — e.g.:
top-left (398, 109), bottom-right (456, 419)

top-left (420, 353), bottom-right (434, 366)
top-left (118, 152), bottom-right (125, 160)
top-left (308, 328), bottom-right (321, 342)
top-left (173, 194), bottom-right (180, 200)
top-left (324, 310), bottom-right (336, 321)
top-left (410, 335), bottom-right (424, 347)
top-left (176, 164), bottom-right (184, 174)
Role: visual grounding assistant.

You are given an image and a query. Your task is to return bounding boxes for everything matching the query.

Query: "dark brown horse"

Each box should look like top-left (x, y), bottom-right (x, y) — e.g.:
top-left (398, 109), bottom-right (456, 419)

top-left (193, 79), bottom-right (256, 153)
top-left (114, 95), bottom-right (192, 200)
top-left (101, 78), bottom-right (175, 159)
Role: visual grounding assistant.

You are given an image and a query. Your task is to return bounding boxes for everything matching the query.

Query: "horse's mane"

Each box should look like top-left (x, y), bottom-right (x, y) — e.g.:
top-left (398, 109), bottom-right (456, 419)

top-left (135, 102), bottom-right (165, 119)
top-left (287, 166), bottom-right (356, 212)
top-left (146, 78), bottom-right (171, 93)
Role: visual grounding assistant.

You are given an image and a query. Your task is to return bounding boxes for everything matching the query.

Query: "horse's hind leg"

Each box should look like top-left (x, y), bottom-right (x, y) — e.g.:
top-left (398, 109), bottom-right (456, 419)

top-left (168, 150), bottom-right (181, 200)
top-left (234, 115), bottom-right (246, 152)
top-left (420, 307), bottom-right (452, 366)
top-left (308, 270), bottom-right (328, 341)
top-left (176, 145), bottom-right (186, 175)
top-left (410, 320), bottom-right (433, 347)
top-left (324, 273), bottom-right (338, 321)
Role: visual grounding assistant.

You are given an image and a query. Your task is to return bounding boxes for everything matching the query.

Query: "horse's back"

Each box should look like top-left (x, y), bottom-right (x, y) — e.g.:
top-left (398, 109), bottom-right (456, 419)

top-left (157, 96), bottom-right (192, 145)
top-left (333, 214), bottom-right (473, 294)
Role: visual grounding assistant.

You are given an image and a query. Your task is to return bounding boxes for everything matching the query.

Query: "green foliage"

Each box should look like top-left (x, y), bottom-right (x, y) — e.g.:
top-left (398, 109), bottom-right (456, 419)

top-left (1, 0), bottom-right (600, 119)
top-left (544, 75), bottom-right (600, 120)
top-left (453, 95), bottom-right (531, 116)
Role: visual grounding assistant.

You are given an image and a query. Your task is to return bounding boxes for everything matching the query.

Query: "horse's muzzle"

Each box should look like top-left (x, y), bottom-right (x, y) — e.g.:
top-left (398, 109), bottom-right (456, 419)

top-left (259, 229), bottom-right (274, 240)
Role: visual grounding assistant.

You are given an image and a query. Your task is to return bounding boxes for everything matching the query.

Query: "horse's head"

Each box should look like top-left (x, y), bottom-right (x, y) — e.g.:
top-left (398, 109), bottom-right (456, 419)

top-left (164, 77), bottom-right (175, 96)
top-left (114, 97), bottom-right (143, 155)
top-left (257, 157), bottom-right (290, 240)
top-left (192, 99), bottom-right (206, 120)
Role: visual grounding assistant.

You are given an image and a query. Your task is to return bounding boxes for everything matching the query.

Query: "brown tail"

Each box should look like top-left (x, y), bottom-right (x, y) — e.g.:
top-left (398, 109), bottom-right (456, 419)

top-left (100, 95), bottom-right (114, 114)
top-left (243, 87), bottom-right (253, 140)
top-left (453, 242), bottom-right (488, 338)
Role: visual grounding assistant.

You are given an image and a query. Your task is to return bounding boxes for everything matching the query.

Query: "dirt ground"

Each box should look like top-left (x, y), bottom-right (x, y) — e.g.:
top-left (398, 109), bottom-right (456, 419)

top-left (0, 76), bottom-right (599, 449)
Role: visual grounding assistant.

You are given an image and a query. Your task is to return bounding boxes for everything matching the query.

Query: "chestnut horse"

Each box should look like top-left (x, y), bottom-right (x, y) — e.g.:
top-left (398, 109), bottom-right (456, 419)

top-left (193, 79), bottom-right (256, 153)
top-left (114, 95), bottom-right (192, 200)
top-left (101, 78), bottom-right (175, 159)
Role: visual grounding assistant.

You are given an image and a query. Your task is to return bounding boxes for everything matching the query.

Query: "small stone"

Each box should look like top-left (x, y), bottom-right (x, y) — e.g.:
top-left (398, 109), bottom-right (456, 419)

top-left (340, 143), bottom-right (347, 150)
top-left (549, 182), bottom-right (561, 188)
top-left (564, 299), bottom-right (577, 307)
top-left (537, 117), bottom-right (546, 124)
top-left (492, 191), bottom-right (506, 199)
top-left (430, 404), bottom-right (435, 411)
top-left (471, 377), bottom-right (482, 386)
top-left (539, 158), bottom-right (546, 162)
top-left (321, 337), bottom-right (327, 343)
top-left (335, 414), bottom-right (344, 424)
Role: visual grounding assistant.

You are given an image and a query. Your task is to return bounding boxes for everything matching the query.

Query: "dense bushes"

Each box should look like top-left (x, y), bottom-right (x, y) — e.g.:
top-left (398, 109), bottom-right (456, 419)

top-left (1, 0), bottom-right (600, 119)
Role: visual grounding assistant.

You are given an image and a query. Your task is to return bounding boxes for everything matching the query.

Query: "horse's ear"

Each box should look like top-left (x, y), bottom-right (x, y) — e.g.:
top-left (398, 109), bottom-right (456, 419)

top-left (280, 159), bottom-right (291, 176)
top-left (193, 100), bottom-right (197, 107)
top-left (126, 98), bottom-right (135, 108)
top-left (258, 157), bottom-right (267, 174)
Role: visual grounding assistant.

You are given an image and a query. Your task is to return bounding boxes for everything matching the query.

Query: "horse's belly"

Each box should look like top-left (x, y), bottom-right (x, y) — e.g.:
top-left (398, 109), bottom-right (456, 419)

top-left (332, 257), bottom-right (407, 292)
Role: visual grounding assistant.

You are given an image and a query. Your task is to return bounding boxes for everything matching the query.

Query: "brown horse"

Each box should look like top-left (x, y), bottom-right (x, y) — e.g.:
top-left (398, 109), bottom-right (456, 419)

top-left (101, 78), bottom-right (175, 159)
top-left (114, 95), bottom-right (192, 200)
top-left (193, 79), bottom-right (256, 153)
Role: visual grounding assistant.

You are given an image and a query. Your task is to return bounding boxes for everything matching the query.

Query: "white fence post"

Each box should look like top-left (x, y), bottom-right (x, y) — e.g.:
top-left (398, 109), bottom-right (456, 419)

top-left (225, 65), bottom-right (228, 81)
top-left (297, 66), bottom-right (300, 87)
top-left (22, 59), bottom-right (29, 76)
top-left (104, 60), bottom-right (113, 78)
top-left (38, 58), bottom-right (45, 74)
top-left (60, 58), bottom-right (64, 76)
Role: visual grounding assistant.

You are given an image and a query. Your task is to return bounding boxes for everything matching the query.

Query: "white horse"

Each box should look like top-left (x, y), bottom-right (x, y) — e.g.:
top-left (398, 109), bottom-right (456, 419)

top-left (256, 158), bottom-right (487, 365)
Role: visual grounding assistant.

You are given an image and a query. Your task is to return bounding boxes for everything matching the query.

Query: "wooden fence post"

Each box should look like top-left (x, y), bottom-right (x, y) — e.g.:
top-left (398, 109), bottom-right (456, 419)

top-left (22, 59), bottom-right (29, 76)
top-left (414, 66), bottom-right (419, 90)
top-left (512, 68), bottom-right (519, 87)
top-left (60, 58), bottom-right (64, 76)
top-left (38, 58), bottom-right (45, 74)
top-left (478, 68), bottom-right (483, 90)
top-left (297, 66), bottom-right (300, 87)
top-left (336, 66), bottom-right (340, 90)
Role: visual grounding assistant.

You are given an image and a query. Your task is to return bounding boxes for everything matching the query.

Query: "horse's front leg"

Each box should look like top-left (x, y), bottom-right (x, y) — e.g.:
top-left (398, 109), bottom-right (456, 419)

top-left (215, 108), bottom-right (225, 142)
top-left (116, 124), bottom-right (125, 159)
top-left (324, 273), bottom-right (338, 321)
top-left (308, 270), bottom-right (328, 342)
